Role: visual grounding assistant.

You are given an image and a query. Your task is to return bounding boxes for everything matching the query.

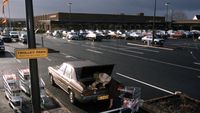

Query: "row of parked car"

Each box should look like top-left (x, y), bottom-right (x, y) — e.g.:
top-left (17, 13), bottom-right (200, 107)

top-left (0, 31), bottom-right (27, 43)
top-left (46, 29), bottom-right (200, 46)
top-left (47, 29), bottom-right (200, 40)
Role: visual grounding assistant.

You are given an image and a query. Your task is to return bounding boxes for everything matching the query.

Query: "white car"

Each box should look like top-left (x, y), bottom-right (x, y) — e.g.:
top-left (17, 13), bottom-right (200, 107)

top-left (142, 35), bottom-right (165, 45)
top-left (198, 36), bottom-right (200, 40)
top-left (9, 31), bottom-right (19, 41)
top-left (66, 32), bottom-right (79, 40)
top-left (19, 33), bottom-right (27, 43)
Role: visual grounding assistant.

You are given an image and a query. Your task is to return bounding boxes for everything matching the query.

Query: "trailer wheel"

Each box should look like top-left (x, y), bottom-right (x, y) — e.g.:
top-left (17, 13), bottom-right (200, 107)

top-left (69, 90), bottom-right (77, 104)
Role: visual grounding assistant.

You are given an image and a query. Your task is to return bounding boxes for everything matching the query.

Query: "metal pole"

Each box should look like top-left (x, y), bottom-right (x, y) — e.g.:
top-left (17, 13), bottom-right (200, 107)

top-left (8, 1), bottom-right (11, 30)
top-left (165, 2), bottom-right (169, 30)
top-left (152, 0), bottom-right (157, 45)
top-left (25, 0), bottom-right (41, 113)
top-left (68, 2), bottom-right (72, 30)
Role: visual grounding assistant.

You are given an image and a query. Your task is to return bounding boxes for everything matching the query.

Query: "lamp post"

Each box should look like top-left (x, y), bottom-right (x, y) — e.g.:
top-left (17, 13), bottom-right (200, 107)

top-left (165, 2), bottom-right (170, 30)
top-left (68, 2), bottom-right (72, 30)
top-left (152, 0), bottom-right (157, 45)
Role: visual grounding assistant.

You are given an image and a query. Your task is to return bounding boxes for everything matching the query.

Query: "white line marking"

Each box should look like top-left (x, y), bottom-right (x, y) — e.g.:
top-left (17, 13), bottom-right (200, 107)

top-left (101, 45), bottom-right (144, 54)
top-left (194, 62), bottom-right (200, 65)
top-left (60, 53), bottom-right (67, 56)
top-left (86, 49), bottom-right (103, 54)
top-left (102, 44), bottom-right (159, 53)
top-left (46, 57), bottom-right (52, 61)
top-left (18, 42), bottom-right (26, 46)
top-left (127, 42), bottom-right (174, 51)
top-left (116, 72), bottom-right (175, 95)
top-left (150, 59), bottom-right (200, 72)
top-left (65, 55), bottom-right (77, 59)
top-left (16, 59), bottom-right (21, 63)
top-left (83, 45), bottom-right (200, 72)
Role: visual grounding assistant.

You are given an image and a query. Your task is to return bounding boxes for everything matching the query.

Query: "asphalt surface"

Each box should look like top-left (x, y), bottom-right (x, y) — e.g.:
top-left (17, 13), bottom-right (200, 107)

top-left (0, 34), bottom-right (200, 113)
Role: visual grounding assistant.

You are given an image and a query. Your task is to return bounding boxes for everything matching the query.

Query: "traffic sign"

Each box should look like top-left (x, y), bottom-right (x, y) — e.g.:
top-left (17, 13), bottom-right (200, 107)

top-left (15, 48), bottom-right (48, 59)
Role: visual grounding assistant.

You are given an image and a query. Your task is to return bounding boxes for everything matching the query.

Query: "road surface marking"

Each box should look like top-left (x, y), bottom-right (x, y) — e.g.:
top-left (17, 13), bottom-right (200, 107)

top-left (65, 55), bottom-right (77, 59)
top-left (7, 50), bottom-right (22, 63)
top-left (16, 59), bottom-right (21, 63)
top-left (127, 42), bottom-right (174, 51)
top-left (116, 72), bottom-right (175, 95)
top-left (60, 53), bottom-right (67, 56)
top-left (194, 62), bottom-right (200, 65)
top-left (46, 57), bottom-right (52, 61)
top-left (82, 43), bottom-right (200, 72)
top-left (100, 45), bottom-right (144, 55)
top-left (18, 42), bottom-right (26, 46)
top-left (103, 44), bottom-right (159, 53)
top-left (86, 49), bottom-right (103, 54)
top-left (150, 59), bottom-right (200, 72)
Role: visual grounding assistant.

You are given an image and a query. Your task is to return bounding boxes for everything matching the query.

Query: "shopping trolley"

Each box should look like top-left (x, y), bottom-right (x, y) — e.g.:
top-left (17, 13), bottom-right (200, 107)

top-left (101, 86), bottom-right (143, 113)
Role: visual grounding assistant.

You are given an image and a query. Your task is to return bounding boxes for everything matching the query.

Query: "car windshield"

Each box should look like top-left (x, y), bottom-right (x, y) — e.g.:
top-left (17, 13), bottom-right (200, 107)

top-left (10, 31), bottom-right (18, 35)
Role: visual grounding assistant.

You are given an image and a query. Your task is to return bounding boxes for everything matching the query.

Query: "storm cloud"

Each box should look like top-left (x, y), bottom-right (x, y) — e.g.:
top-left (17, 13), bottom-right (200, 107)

top-left (1, 0), bottom-right (199, 19)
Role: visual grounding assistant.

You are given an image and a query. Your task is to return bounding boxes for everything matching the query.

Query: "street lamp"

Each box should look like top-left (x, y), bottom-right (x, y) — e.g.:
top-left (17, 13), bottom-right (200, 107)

top-left (68, 2), bottom-right (72, 30)
top-left (152, 0), bottom-right (157, 45)
top-left (165, 2), bottom-right (170, 22)
top-left (165, 2), bottom-right (170, 30)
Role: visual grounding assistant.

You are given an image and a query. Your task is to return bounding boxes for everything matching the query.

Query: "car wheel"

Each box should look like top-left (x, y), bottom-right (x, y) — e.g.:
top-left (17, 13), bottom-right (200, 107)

top-left (50, 75), bottom-right (56, 86)
top-left (69, 90), bottom-right (77, 104)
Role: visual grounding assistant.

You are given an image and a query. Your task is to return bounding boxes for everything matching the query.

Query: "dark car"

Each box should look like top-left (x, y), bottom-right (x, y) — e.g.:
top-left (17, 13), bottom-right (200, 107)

top-left (0, 39), bottom-right (5, 53)
top-left (0, 34), bottom-right (12, 42)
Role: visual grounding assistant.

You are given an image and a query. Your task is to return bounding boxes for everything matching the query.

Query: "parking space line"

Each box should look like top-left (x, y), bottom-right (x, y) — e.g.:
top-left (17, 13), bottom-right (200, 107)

top-left (101, 45), bottom-right (144, 54)
top-left (16, 59), bottom-right (21, 63)
top-left (65, 55), bottom-right (77, 59)
top-left (60, 53), bottom-right (67, 56)
top-left (46, 57), bottom-right (52, 61)
top-left (194, 62), bottom-right (200, 65)
top-left (86, 49), bottom-right (103, 54)
top-left (127, 42), bottom-right (174, 51)
top-left (116, 72), bottom-right (175, 95)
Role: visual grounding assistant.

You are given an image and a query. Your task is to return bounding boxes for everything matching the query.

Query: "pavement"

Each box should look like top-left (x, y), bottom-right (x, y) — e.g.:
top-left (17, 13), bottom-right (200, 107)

top-left (0, 89), bottom-right (15, 113)
top-left (0, 89), bottom-right (71, 113)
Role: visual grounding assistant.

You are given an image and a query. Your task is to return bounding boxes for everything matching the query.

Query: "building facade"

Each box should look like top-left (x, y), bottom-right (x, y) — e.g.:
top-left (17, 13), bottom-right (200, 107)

top-left (34, 12), bottom-right (166, 31)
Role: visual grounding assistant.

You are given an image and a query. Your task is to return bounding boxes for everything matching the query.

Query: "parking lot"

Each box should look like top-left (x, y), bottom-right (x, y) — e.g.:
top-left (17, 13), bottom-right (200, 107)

top-left (1, 32), bottom-right (200, 113)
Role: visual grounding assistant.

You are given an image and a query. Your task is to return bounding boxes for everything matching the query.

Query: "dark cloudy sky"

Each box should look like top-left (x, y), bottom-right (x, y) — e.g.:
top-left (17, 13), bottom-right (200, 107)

top-left (1, 0), bottom-right (200, 19)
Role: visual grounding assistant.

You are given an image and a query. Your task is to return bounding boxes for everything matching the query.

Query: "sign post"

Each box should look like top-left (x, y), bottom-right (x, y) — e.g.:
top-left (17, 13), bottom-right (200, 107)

top-left (25, 0), bottom-right (41, 112)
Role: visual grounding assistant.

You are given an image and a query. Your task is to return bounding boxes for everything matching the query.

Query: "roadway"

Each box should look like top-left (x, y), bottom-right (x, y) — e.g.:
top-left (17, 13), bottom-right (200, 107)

top-left (0, 34), bottom-right (200, 113)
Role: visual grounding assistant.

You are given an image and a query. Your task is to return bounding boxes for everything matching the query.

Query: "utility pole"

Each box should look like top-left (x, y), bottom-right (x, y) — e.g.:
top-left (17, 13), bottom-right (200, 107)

top-left (68, 2), bottom-right (72, 30)
top-left (165, 2), bottom-right (170, 31)
top-left (152, 0), bottom-right (157, 45)
top-left (25, 0), bottom-right (41, 113)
